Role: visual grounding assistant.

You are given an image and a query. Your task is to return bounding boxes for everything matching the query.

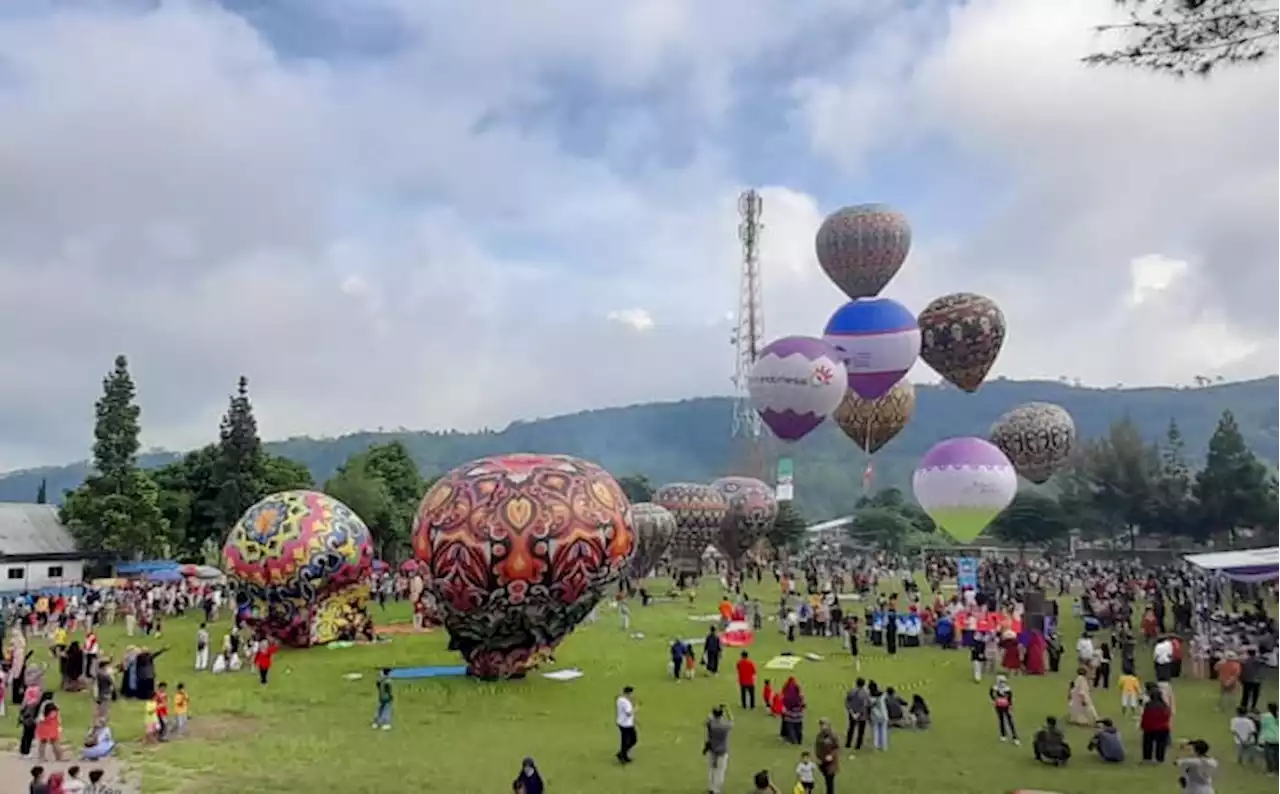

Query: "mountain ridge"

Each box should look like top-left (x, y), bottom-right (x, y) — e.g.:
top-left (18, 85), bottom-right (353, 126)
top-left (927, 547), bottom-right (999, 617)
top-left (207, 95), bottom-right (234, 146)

top-left (2, 376), bottom-right (1275, 521)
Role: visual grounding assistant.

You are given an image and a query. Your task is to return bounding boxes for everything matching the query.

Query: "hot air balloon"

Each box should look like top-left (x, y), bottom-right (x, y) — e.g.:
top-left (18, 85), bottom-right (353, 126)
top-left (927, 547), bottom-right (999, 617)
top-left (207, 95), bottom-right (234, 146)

top-left (411, 454), bottom-right (634, 679)
top-left (918, 293), bottom-right (1006, 392)
top-left (832, 379), bottom-right (916, 454)
top-left (653, 482), bottom-right (727, 575)
top-left (711, 477), bottom-right (778, 566)
top-left (748, 336), bottom-right (846, 441)
top-left (628, 503), bottom-right (677, 579)
top-left (912, 438), bottom-right (1017, 543)
top-left (221, 490), bottom-right (374, 648)
top-left (990, 402), bottom-right (1077, 484)
top-left (824, 298), bottom-right (920, 400)
top-left (814, 204), bottom-right (912, 299)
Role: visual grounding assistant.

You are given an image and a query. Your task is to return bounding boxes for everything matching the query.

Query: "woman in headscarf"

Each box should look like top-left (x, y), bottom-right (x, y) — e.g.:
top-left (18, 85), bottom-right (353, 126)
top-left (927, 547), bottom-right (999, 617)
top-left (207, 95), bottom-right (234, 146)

top-left (60, 640), bottom-right (86, 692)
top-left (1067, 666), bottom-right (1098, 726)
top-left (119, 647), bottom-right (138, 699)
top-left (82, 715), bottom-right (116, 761)
top-left (133, 646), bottom-right (168, 700)
top-left (781, 676), bottom-right (806, 745)
top-left (1024, 628), bottom-right (1046, 675)
top-left (813, 717), bottom-right (840, 794)
top-left (512, 756), bottom-right (544, 794)
top-left (999, 630), bottom-right (1022, 674)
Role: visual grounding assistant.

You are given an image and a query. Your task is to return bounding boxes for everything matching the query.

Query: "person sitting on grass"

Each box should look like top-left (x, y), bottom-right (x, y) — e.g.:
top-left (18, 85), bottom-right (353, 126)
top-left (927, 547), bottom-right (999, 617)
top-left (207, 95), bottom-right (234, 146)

top-left (909, 694), bottom-right (931, 730)
top-left (1087, 718), bottom-right (1125, 763)
top-left (1033, 716), bottom-right (1071, 766)
top-left (885, 687), bottom-right (912, 728)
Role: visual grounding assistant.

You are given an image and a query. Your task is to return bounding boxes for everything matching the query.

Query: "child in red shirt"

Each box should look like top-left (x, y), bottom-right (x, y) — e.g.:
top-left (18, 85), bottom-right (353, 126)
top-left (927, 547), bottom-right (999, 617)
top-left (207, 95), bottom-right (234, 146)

top-left (763, 679), bottom-right (775, 714)
top-left (254, 639), bottom-right (278, 685)
top-left (154, 682), bottom-right (170, 740)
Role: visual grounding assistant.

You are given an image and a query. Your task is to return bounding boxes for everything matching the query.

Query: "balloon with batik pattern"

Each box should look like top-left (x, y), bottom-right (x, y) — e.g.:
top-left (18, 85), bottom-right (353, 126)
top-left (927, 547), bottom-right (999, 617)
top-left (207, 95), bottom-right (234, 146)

top-left (711, 477), bottom-right (778, 566)
top-left (814, 204), bottom-right (912, 299)
top-left (627, 503), bottom-right (677, 579)
top-left (833, 380), bottom-right (916, 454)
top-left (653, 482), bottom-right (727, 573)
top-left (990, 402), bottom-right (1076, 484)
top-left (918, 293), bottom-right (1005, 392)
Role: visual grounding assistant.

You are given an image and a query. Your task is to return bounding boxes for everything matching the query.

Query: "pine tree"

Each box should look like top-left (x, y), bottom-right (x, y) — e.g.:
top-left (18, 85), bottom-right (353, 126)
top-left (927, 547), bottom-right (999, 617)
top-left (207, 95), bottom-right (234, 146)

top-left (35, 478), bottom-right (47, 505)
top-left (60, 355), bottom-right (171, 557)
top-left (214, 375), bottom-right (266, 528)
top-left (1195, 410), bottom-right (1272, 545)
top-left (1152, 419), bottom-right (1198, 540)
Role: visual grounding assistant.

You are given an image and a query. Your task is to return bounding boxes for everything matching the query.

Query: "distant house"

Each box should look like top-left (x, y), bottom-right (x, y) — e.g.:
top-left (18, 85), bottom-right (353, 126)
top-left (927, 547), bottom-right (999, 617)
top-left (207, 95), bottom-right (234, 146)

top-left (0, 503), bottom-right (87, 592)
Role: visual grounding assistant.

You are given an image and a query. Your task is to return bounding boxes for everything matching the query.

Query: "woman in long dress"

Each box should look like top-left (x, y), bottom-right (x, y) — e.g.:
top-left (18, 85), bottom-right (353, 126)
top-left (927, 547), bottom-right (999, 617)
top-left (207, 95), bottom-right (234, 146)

top-left (1068, 666), bottom-right (1098, 725)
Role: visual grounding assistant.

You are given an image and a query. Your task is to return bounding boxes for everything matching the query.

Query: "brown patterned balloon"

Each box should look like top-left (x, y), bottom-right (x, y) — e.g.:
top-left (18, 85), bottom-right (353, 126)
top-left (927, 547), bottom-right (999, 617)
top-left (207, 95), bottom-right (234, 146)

top-left (990, 402), bottom-right (1076, 484)
top-left (918, 293), bottom-right (1006, 392)
top-left (833, 380), bottom-right (915, 454)
top-left (814, 204), bottom-right (912, 299)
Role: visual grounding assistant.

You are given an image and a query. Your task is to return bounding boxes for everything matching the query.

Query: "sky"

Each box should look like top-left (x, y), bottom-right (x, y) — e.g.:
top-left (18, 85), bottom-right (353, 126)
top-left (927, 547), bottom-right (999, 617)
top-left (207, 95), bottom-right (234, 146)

top-left (0, 0), bottom-right (1275, 471)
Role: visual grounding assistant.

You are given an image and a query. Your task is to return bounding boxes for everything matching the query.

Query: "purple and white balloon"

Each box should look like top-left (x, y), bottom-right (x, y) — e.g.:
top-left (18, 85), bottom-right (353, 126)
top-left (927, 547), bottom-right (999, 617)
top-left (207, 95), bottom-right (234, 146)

top-left (747, 336), bottom-right (847, 442)
top-left (912, 437), bottom-right (1017, 543)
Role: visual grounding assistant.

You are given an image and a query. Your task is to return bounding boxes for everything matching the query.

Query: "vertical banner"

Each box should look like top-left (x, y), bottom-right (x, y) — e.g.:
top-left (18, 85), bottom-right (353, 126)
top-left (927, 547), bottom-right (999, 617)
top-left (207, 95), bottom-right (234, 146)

top-left (957, 557), bottom-right (978, 590)
top-left (775, 457), bottom-right (794, 502)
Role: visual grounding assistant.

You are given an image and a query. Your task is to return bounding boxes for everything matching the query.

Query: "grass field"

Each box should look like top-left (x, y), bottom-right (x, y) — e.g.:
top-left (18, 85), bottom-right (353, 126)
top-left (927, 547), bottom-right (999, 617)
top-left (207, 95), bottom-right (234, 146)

top-left (3, 582), bottom-right (1275, 794)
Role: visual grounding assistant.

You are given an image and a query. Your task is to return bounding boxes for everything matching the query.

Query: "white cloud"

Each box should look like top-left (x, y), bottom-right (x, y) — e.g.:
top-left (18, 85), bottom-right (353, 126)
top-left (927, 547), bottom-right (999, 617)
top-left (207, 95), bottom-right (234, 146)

top-left (0, 0), bottom-right (1274, 470)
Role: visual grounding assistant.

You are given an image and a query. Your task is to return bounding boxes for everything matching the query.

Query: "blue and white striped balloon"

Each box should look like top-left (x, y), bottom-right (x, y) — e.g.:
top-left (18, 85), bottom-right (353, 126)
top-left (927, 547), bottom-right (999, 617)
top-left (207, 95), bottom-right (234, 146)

top-left (823, 298), bottom-right (920, 400)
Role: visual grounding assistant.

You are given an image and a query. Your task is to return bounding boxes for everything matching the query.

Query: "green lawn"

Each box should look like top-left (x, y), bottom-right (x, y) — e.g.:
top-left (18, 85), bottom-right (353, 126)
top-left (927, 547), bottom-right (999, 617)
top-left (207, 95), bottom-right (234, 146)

top-left (4, 583), bottom-right (1274, 794)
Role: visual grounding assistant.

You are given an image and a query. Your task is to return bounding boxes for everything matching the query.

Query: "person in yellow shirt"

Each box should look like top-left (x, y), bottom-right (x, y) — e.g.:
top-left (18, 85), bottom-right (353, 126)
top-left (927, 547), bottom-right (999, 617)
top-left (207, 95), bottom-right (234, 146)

top-left (52, 625), bottom-right (68, 653)
top-left (173, 683), bottom-right (190, 735)
top-left (1118, 672), bottom-right (1142, 716)
top-left (144, 699), bottom-right (160, 744)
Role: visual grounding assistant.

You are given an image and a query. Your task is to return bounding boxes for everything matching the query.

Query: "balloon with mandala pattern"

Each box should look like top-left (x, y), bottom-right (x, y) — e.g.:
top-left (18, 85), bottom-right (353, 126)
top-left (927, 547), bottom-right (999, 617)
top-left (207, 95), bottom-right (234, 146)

top-left (833, 380), bottom-right (916, 454)
top-left (814, 204), bottom-right (912, 299)
top-left (221, 490), bottom-right (375, 648)
top-left (627, 503), bottom-right (677, 579)
top-left (411, 454), bottom-right (634, 679)
top-left (653, 482), bottom-right (728, 573)
top-left (990, 402), bottom-right (1077, 484)
top-left (711, 477), bottom-right (778, 566)
top-left (917, 293), bottom-right (1006, 393)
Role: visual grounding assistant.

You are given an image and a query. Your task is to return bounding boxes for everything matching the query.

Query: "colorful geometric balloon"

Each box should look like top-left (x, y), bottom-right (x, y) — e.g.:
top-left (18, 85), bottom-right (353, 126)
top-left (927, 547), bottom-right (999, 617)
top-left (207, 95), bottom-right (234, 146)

top-left (918, 293), bottom-right (1006, 392)
top-left (912, 438), bottom-right (1017, 543)
top-left (814, 204), bottom-right (912, 299)
top-left (628, 503), bottom-right (677, 579)
top-left (653, 482), bottom-right (727, 572)
top-left (411, 454), bottom-right (634, 679)
top-left (990, 402), bottom-right (1077, 484)
top-left (711, 477), bottom-right (778, 565)
top-left (832, 379), bottom-right (916, 454)
top-left (823, 298), bottom-right (920, 400)
top-left (221, 490), bottom-right (374, 648)
top-left (748, 336), bottom-right (847, 441)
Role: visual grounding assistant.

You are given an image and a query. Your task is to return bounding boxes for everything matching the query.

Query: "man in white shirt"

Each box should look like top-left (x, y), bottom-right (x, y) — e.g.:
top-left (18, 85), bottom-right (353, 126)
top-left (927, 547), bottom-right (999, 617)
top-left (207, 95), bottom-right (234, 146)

top-left (1076, 634), bottom-right (1095, 668)
top-left (1153, 637), bottom-right (1174, 682)
top-left (615, 685), bottom-right (637, 764)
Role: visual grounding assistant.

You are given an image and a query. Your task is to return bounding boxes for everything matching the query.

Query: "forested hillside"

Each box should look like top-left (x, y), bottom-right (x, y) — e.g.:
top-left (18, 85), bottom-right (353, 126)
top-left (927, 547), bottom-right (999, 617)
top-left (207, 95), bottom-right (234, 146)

top-left (3, 376), bottom-right (1274, 522)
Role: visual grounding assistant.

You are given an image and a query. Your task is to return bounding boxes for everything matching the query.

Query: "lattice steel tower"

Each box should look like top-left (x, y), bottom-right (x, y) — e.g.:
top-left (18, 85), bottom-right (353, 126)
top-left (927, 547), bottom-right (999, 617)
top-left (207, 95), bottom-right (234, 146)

top-left (731, 189), bottom-right (766, 477)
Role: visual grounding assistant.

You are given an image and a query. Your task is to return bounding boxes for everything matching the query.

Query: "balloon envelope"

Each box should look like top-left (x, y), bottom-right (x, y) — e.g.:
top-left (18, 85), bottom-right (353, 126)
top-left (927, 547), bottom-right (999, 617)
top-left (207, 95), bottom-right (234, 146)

top-left (832, 380), bottom-right (916, 454)
top-left (917, 293), bottom-right (1006, 392)
top-left (814, 204), bottom-right (912, 299)
top-left (221, 490), bottom-right (374, 648)
top-left (411, 454), bottom-right (634, 679)
top-left (990, 402), bottom-right (1077, 484)
top-left (824, 298), bottom-right (920, 400)
top-left (748, 336), bottom-right (846, 441)
top-left (912, 438), bottom-right (1016, 543)
top-left (628, 503), bottom-right (677, 579)
top-left (711, 477), bottom-right (778, 565)
top-left (653, 482), bottom-right (727, 571)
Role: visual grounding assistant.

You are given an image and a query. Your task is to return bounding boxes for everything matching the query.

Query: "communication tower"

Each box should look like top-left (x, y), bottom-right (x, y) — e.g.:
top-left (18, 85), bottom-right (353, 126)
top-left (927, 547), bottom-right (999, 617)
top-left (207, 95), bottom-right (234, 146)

top-left (731, 189), bottom-right (767, 479)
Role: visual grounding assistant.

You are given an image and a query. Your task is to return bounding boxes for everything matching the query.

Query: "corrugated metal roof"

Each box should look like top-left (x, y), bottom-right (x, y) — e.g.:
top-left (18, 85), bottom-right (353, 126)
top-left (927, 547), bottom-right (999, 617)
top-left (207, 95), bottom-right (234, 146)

top-left (0, 503), bottom-right (78, 556)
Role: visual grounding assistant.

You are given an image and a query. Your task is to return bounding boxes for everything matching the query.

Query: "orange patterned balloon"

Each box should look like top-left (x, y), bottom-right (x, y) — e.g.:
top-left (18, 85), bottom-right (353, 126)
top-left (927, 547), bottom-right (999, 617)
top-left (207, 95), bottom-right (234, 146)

top-left (412, 454), bottom-right (634, 679)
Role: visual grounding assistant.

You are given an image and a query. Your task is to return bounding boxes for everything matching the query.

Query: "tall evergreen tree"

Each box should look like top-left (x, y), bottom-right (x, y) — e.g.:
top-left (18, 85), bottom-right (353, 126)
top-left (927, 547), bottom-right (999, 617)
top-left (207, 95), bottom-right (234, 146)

top-left (214, 376), bottom-right (266, 528)
top-left (1195, 410), bottom-right (1273, 544)
top-left (60, 355), bottom-right (171, 557)
top-left (35, 478), bottom-right (47, 504)
top-left (1151, 419), bottom-right (1199, 540)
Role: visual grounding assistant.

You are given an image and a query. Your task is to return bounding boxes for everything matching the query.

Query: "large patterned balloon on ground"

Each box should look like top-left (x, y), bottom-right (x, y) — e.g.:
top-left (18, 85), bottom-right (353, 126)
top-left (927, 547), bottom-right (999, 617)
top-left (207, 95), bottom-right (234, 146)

top-left (814, 204), bottom-right (912, 299)
top-left (824, 298), bottom-right (920, 400)
top-left (913, 438), bottom-right (1017, 543)
top-left (653, 483), bottom-right (727, 572)
top-left (411, 454), bottom-right (634, 679)
top-left (748, 336), bottom-right (846, 441)
top-left (711, 477), bottom-right (778, 565)
top-left (833, 379), bottom-right (916, 454)
top-left (628, 503), bottom-right (677, 579)
top-left (918, 293), bottom-right (1006, 392)
top-left (221, 490), bottom-right (374, 647)
top-left (990, 402), bottom-right (1076, 484)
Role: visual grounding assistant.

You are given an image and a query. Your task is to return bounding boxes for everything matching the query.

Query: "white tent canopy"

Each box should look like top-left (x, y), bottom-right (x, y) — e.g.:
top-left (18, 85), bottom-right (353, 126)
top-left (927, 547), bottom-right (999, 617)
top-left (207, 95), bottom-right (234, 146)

top-left (1183, 547), bottom-right (1279, 583)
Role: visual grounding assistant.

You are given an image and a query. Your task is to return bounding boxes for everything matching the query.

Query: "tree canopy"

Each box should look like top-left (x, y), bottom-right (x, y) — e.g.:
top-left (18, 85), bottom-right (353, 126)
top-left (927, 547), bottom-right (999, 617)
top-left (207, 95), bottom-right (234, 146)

top-left (1085, 0), bottom-right (1279, 76)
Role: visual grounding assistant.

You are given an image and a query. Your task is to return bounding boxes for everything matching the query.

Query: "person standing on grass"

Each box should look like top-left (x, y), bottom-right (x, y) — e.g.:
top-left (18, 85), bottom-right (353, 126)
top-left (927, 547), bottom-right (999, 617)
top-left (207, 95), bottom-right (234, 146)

top-left (615, 685), bottom-right (637, 764)
top-left (1140, 685), bottom-right (1173, 763)
top-left (703, 626), bottom-right (722, 675)
top-left (813, 718), bottom-right (839, 794)
top-left (372, 668), bottom-right (393, 730)
top-left (843, 678), bottom-right (868, 751)
top-left (1240, 648), bottom-right (1265, 712)
top-left (970, 633), bottom-right (987, 683)
top-left (254, 638), bottom-right (278, 685)
top-left (512, 757), bottom-right (544, 794)
top-left (703, 704), bottom-right (732, 794)
top-left (195, 624), bottom-right (210, 672)
top-left (173, 683), bottom-right (190, 735)
top-left (1260, 702), bottom-right (1279, 775)
top-left (736, 652), bottom-right (757, 710)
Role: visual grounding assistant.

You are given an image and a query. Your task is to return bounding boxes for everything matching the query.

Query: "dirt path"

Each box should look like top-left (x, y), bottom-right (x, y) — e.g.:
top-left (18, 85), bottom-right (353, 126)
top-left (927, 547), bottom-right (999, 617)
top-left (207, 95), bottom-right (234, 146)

top-left (0, 747), bottom-right (139, 794)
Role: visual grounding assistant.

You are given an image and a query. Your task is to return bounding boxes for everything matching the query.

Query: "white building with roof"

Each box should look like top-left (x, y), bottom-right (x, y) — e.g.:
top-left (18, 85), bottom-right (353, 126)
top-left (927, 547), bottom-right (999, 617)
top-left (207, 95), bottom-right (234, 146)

top-left (0, 503), bottom-right (86, 593)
